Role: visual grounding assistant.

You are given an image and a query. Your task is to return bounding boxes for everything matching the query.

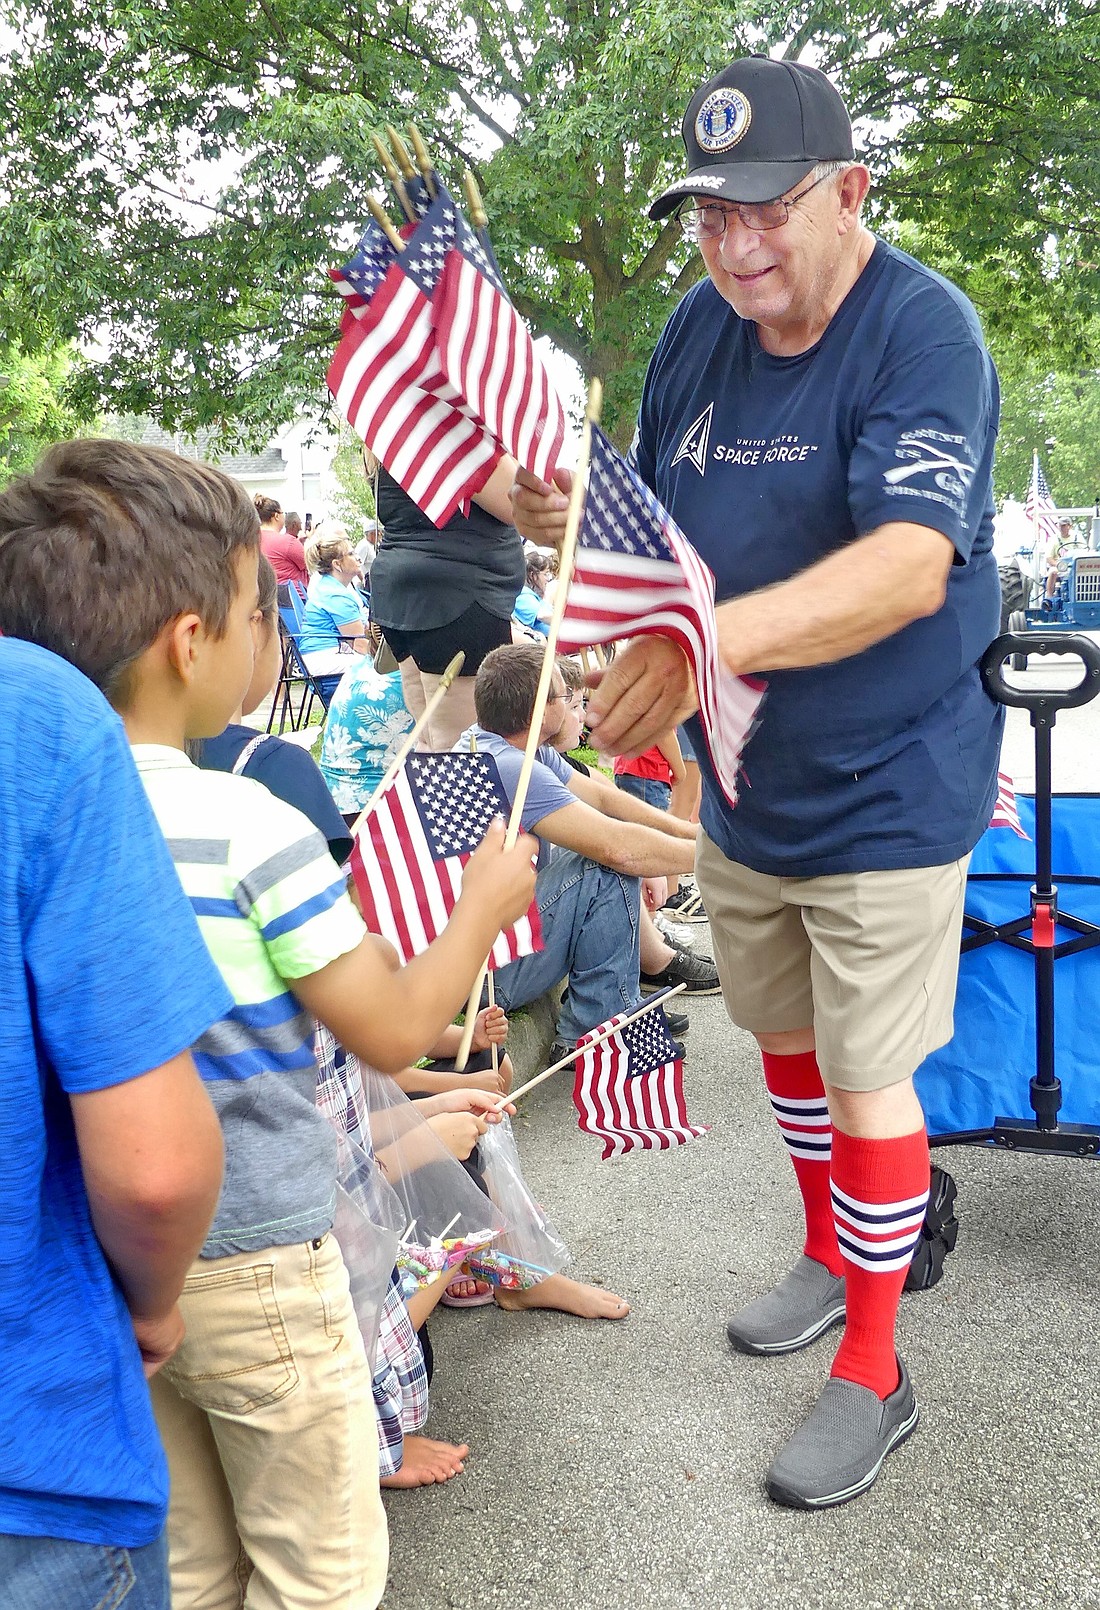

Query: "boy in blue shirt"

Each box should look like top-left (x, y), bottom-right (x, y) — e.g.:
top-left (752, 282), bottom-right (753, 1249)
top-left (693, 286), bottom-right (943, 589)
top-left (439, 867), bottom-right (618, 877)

top-left (0, 638), bottom-right (227, 1609)
top-left (0, 438), bottom-right (536, 1609)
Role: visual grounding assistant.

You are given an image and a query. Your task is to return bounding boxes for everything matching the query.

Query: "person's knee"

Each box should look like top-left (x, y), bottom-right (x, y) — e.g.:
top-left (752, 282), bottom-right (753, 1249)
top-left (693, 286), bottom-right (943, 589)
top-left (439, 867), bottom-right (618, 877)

top-left (824, 1076), bottom-right (924, 1139)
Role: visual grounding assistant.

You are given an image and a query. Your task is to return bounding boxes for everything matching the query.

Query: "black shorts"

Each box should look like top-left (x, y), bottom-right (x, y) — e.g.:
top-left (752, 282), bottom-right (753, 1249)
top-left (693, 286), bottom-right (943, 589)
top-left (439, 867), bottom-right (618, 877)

top-left (380, 602), bottom-right (512, 676)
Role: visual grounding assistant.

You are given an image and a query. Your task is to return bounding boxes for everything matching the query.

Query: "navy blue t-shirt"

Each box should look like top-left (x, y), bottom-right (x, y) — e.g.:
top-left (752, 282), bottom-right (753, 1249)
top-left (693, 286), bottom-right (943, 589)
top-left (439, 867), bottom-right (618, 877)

top-left (0, 639), bottom-right (232, 1546)
top-left (198, 725), bottom-right (354, 865)
top-left (635, 238), bottom-right (1004, 876)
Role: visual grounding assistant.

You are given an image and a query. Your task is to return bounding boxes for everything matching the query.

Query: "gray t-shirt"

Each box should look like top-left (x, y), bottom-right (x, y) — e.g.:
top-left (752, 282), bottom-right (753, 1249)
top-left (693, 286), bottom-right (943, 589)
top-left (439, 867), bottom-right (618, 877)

top-left (458, 726), bottom-right (575, 869)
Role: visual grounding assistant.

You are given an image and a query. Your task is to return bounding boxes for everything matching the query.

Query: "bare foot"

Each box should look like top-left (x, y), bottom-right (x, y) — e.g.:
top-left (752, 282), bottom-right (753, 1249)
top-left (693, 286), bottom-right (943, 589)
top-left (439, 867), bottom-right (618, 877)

top-left (380, 1435), bottom-right (470, 1489)
top-left (494, 1272), bottom-right (630, 1320)
top-left (442, 1274), bottom-right (493, 1305)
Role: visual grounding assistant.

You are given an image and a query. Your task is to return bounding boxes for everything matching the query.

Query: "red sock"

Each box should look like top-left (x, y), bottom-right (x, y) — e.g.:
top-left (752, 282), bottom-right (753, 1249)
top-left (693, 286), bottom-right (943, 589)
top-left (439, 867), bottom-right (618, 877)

top-left (761, 1050), bottom-right (842, 1277)
top-left (829, 1128), bottom-right (930, 1399)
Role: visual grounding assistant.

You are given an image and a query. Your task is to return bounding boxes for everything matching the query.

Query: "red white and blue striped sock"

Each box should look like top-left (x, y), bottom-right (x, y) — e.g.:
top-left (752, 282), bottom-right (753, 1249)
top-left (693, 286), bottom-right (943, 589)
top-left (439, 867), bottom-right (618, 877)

top-left (762, 1050), bottom-right (843, 1278)
top-left (829, 1128), bottom-right (930, 1399)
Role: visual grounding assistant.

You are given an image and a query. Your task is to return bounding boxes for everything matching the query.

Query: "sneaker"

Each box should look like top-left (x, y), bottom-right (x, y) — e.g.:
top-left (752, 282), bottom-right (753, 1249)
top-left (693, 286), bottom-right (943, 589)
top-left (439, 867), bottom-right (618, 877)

top-left (726, 1255), bottom-right (846, 1356)
top-left (664, 1009), bottom-right (689, 1037)
top-left (653, 912), bottom-right (697, 949)
top-left (764, 1359), bottom-right (919, 1509)
top-left (661, 884), bottom-right (709, 923)
top-left (640, 946), bottom-right (721, 996)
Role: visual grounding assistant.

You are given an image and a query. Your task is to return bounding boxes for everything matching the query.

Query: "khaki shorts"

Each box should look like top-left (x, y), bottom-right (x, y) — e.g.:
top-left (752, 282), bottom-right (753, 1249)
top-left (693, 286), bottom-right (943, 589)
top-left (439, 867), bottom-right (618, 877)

top-left (696, 832), bottom-right (970, 1093)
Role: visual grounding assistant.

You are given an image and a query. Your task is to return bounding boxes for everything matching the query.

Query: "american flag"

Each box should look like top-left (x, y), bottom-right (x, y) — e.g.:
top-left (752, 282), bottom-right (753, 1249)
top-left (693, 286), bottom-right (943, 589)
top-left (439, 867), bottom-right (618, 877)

top-left (989, 769), bottom-right (1029, 839)
top-left (1025, 452), bottom-right (1059, 549)
top-left (558, 425), bottom-right (765, 809)
top-left (349, 751), bottom-right (542, 969)
top-left (572, 998), bottom-right (707, 1160)
top-left (326, 193), bottom-right (501, 526)
top-left (431, 202), bottom-right (566, 485)
top-left (329, 219), bottom-right (399, 315)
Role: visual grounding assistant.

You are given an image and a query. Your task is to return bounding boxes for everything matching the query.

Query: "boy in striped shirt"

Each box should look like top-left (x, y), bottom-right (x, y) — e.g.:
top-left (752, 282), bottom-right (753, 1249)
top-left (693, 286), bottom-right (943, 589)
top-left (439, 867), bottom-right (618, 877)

top-left (0, 438), bottom-right (537, 1610)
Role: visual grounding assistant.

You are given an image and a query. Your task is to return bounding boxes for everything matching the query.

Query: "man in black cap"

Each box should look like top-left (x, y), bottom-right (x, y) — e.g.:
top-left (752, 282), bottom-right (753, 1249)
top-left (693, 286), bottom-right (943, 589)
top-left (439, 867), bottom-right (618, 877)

top-left (512, 56), bottom-right (1002, 1508)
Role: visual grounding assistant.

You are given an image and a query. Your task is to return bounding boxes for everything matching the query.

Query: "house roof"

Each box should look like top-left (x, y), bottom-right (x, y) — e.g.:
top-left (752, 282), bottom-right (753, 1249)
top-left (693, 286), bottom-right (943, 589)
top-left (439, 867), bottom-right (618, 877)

top-left (126, 421), bottom-right (287, 480)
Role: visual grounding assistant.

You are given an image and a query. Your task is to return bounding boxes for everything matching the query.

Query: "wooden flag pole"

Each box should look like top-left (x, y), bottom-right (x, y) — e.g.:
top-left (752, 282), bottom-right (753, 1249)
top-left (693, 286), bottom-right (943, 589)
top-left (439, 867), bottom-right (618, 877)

top-left (407, 125), bottom-right (437, 199)
top-left (371, 133), bottom-right (416, 221)
top-left (348, 651), bottom-right (465, 839)
top-left (463, 737), bottom-right (502, 1088)
top-left (491, 983), bottom-right (687, 1111)
top-left (365, 193), bottom-right (406, 254)
top-left (453, 377), bottom-right (603, 1071)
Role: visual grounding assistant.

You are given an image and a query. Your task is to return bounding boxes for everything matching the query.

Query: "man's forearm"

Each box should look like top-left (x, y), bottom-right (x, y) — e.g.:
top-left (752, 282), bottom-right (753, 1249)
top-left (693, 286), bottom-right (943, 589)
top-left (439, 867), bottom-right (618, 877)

top-left (716, 522), bottom-right (954, 676)
top-left (607, 822), bottom-right (696, 879)
top-left (598, 781), bottom-right (696, 840)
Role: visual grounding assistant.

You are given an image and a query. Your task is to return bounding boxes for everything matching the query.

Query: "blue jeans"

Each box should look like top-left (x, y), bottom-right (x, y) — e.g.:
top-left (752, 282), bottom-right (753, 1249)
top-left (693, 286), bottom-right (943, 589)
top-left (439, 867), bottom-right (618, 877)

top-left (615, 773), bottom-right (672, 812)
top-left (0, 1531), bottom-right (169, 1610)
top-left (492, 848), bottom-right (641, 1041)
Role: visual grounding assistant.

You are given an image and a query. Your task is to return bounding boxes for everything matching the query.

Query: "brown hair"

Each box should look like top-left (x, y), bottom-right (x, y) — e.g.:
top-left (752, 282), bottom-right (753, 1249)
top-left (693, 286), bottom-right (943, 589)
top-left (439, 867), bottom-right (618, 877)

top-left (254, 493), bottom-right (282, 524)
top-left (556, 655), bottom-right (584, 694)
top-left (474, 642), bottom-right (558, 736)
top-left (0, 438), bottom-right (260, 704)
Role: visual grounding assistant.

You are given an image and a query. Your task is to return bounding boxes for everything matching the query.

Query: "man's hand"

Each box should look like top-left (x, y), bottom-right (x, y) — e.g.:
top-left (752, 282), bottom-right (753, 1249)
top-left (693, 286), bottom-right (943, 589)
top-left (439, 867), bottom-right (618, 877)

top-left (470, 1005), bottom-right (508, 1052)
top-left (585, 638), bottom-right (698, 756)
top-left (133, 1306), bottom-right (185, 1378)
top-left (462, 819), bottom-right (538, 929)
top-left (510, 465), bottom-right (574, 550)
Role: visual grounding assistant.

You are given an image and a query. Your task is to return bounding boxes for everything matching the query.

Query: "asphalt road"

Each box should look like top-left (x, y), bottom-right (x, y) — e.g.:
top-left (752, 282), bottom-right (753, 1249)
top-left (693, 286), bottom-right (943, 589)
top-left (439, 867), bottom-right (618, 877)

top-left (375, 634), bottom-right (1100, 1609)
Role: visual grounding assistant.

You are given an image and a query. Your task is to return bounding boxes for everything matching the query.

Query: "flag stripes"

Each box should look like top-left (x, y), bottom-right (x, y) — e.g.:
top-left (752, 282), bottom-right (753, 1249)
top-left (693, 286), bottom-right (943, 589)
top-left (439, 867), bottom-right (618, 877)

top-left (349, 754), bottom-right (541, 970)
top-left (557, 430), bottom-right (765, 810)
top-left (989, 769), bottom-right (1029, 839)
top-left (572, 1004), bottom-right (706, 1161)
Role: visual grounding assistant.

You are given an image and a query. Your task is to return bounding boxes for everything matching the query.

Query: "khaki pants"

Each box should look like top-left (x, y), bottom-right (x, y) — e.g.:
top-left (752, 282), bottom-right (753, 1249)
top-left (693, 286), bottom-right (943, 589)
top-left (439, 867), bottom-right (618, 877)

top-left (151, 1236), bottom-right (387, 1610)
top-left (696, 832), bottom-right (970, 1092)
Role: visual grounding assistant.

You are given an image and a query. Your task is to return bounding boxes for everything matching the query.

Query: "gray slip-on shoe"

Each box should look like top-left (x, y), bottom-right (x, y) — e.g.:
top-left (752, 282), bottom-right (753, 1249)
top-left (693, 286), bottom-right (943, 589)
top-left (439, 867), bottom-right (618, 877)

top-left (727, 1255), bottom-right (846, 1356)
top-left (765, 1358), bottom-right (919, 1509)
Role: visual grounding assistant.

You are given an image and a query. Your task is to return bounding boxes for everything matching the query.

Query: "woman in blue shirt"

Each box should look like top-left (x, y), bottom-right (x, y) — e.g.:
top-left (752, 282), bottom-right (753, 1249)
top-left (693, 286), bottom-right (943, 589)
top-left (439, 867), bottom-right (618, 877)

top-left (298, 530), bottom-right (369, 674)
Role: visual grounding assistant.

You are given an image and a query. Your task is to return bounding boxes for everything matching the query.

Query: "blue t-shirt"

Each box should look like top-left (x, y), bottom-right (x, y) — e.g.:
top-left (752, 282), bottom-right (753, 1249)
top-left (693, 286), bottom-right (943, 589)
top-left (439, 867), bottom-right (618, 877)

top-left (0, 640), bottom-right (232, 1547)
top-left (456, 726), bottom-right (575, 869)
top-left (298, 572), bottom-right (364, 657)
top-left (635, 238), bottom-right (1004, 876)
top-left (513, 586), bottom-right (550, 636)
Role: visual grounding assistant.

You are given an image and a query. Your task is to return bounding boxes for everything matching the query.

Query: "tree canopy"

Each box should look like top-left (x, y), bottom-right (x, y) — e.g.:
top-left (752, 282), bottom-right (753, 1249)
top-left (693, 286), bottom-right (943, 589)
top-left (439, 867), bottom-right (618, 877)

top-left (0, 0), bottom-right (1096, 452)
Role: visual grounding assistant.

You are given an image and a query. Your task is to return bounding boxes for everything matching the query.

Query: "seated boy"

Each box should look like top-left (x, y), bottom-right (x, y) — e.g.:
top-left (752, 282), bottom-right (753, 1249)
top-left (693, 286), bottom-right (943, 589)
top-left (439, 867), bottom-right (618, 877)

top-left (460, 643), bottom-right (706, 1056)
top-left (0, 438), bottom-right (538, 1610)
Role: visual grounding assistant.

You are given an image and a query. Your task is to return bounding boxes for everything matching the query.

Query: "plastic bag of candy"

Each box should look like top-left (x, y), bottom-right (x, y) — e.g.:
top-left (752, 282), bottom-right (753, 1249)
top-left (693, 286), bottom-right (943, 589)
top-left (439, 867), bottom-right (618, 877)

top-left (463, 1115), bottom-right (570, 1290)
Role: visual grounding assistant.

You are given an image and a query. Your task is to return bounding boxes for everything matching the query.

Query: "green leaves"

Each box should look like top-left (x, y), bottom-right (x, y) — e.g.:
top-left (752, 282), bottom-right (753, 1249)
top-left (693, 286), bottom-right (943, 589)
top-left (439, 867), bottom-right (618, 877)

top-left (0, 0), bottom-right (1095, 470)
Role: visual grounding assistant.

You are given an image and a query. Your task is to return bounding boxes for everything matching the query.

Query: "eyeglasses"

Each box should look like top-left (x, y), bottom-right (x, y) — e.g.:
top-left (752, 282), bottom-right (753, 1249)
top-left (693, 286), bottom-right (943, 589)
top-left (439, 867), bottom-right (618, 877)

top-left (676, 173), bottom-right (832, 242)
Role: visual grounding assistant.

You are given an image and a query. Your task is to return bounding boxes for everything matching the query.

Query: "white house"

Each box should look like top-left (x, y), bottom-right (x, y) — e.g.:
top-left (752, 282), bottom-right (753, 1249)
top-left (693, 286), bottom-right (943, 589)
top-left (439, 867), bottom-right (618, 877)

top-left (133, 417), bottom-right (342, 525)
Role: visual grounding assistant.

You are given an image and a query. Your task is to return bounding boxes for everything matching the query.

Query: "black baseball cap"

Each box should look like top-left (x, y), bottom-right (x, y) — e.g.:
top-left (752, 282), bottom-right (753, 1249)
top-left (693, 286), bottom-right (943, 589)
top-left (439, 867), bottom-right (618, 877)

top-left (649, 56), bottom-right (855, 220)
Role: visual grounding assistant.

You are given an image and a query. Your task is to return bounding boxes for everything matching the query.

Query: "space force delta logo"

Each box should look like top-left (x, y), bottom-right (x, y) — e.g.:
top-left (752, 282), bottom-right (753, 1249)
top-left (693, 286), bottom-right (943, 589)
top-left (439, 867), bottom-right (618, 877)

top-left (671, 405), bottom-right (819, 476)
top-left (671, 404), bottom-right (713, 475)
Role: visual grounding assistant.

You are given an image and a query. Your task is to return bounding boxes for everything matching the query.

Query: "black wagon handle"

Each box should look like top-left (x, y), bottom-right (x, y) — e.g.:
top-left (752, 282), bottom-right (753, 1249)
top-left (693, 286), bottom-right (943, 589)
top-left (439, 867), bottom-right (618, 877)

top-left (981, 632), bottom-right (1100, 712)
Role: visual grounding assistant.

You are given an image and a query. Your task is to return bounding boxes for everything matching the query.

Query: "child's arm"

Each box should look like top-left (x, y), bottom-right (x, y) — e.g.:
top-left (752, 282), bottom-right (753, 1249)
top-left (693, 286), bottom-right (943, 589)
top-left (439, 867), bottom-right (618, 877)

top-left (293, 820), bottom-right (537, 1073)
top-left (656, 729), bottom-right (687, 786)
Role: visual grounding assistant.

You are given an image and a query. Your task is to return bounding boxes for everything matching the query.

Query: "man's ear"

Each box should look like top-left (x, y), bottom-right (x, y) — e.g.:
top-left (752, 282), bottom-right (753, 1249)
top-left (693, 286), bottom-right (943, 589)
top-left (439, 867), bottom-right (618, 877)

top-left (162, 613), bottom-right (204, 684)
top-left (838, 164), bottom-right (871, 231)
